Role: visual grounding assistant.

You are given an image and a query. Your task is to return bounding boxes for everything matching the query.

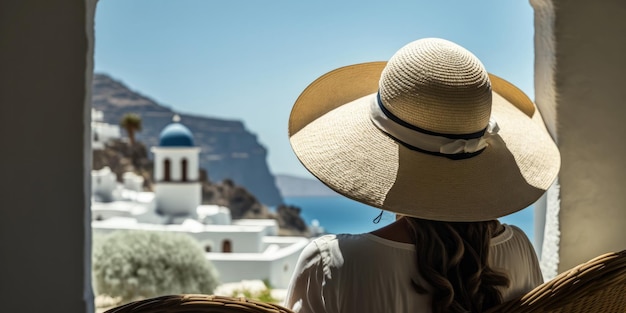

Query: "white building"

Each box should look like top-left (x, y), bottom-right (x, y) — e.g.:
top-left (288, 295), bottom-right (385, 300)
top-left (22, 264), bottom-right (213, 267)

top-left (151, 121), bottom-right (202, 216)
top-left (91, 109), bottom-right (121, 150)
top-left (91, 166), bottom-right (117, 203)
top-left (91, 118), bottom-right (311, 289)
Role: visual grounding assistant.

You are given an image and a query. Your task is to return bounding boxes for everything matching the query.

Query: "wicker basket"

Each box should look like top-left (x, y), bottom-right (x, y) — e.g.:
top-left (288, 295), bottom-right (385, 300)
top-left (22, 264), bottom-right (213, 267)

top-left (104, 294), bottom-right (295, 313)
top-left (487, 250), bottom-right (626, 313)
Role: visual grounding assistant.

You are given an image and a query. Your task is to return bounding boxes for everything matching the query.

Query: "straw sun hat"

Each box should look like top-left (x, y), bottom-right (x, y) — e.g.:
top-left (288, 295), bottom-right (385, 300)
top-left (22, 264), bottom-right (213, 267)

top-left (288, 38), bottom-right (560, 222)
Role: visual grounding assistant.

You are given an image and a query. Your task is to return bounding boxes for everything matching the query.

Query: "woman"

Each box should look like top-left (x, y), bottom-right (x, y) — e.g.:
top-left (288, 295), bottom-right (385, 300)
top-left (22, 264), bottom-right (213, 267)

top-left (284, 38), bottom-right (560, 313)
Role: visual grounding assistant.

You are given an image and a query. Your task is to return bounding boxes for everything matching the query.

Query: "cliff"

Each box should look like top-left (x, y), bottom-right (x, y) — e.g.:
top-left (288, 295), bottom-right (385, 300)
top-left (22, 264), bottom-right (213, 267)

top-left (91, 73), bottom-right (283, 206)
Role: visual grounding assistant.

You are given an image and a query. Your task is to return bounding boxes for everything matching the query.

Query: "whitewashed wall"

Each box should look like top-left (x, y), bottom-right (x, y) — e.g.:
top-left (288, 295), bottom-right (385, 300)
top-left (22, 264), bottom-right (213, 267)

top-left (532, 0), bottom-right (626, 274)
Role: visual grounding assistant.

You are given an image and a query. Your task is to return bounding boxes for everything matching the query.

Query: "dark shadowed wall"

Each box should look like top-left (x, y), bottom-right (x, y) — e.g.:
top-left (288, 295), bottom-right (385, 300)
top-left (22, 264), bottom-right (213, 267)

top-left (0, 0), bottom-right (94, 312)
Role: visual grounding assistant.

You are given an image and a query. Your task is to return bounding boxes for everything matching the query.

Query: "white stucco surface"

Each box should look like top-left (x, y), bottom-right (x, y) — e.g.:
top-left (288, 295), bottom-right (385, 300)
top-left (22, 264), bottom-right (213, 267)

top-left (207, 236), bottom-right (310, 288)
top-left (531, 0), bottom-right (562, 278)
top-left (533, 0), bottom-right (626, 273)
top-left (154, 182), bottom-right (202, 215)
top-left (91, 109), bottom-right (121, 150)
top-left (152, 147), bottom-right (201, 181)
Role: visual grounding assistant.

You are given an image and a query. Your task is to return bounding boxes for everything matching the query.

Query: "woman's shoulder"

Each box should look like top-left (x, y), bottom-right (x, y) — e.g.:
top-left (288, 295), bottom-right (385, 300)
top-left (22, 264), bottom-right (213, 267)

top-left (490, 223), bottom-right (531, 246)
top-left (301, 234), bottom-right (364, 270)
top-left (489, 224), bottom-right (538, 264)
top-left (310, 233), bottom-right (369, 245)
top-left (309, 233), bottom-right (365, 253)
top-left (309, 233), bottom-right (415, 260)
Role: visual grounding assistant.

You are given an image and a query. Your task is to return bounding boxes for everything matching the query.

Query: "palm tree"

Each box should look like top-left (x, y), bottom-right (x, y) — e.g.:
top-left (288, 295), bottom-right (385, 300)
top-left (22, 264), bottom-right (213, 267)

top-left (120, 113), bottom-right (142, 146)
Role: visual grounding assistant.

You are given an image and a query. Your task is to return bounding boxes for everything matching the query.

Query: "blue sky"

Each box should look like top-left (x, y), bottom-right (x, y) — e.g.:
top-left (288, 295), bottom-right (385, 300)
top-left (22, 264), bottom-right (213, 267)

top-left (95, 0), bottom-right (535, 178)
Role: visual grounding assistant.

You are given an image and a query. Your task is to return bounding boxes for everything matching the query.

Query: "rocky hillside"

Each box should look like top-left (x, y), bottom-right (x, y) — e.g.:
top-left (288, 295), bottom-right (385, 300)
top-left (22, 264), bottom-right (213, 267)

top-left (91, 73), bottom-right (282, 206)
top-left (93, 139), bottom-right (309, 236)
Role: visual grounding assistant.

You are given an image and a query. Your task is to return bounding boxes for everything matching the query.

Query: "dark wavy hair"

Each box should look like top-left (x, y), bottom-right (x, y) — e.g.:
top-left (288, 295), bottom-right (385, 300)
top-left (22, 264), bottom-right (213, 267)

top-left (405, 217), bottom-right (510, 313)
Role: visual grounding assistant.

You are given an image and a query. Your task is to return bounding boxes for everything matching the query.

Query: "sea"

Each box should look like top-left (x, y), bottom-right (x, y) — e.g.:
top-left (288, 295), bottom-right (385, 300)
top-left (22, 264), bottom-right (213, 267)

top-left (283, 196), bottom-right (536, 243)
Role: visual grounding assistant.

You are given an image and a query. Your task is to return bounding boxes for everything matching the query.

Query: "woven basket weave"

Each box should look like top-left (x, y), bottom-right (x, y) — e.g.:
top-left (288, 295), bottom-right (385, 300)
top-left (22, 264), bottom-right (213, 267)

top-left (104, 294), bottom-right (295, 313)
top-left (487, 250), bottom-right (626, 313)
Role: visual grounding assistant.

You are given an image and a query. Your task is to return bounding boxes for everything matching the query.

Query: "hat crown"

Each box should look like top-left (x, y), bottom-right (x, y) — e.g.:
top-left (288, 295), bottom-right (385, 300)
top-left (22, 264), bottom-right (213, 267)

top-left (379, 38), bottom-right (492, 135)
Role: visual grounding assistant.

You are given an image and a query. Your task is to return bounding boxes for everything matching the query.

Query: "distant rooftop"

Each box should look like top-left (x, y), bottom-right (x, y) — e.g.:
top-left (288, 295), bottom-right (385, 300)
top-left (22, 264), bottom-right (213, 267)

top-left (159, 122), bottom-right (194, 147)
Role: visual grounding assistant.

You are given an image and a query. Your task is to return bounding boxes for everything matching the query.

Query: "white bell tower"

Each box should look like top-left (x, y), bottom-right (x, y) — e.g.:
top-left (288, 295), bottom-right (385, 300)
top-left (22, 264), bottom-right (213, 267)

top-left (151, 115), bottom-right (202, 217)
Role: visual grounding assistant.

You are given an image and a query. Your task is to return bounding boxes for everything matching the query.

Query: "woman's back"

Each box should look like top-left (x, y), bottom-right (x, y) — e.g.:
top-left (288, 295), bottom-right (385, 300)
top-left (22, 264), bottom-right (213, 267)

top-left (285, 224), bottom-right (542, 313)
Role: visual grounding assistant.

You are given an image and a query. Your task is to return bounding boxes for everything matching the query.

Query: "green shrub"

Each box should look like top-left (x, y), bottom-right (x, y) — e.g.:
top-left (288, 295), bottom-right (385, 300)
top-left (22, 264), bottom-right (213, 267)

top-left (92, 230), bottom-right (219, 303)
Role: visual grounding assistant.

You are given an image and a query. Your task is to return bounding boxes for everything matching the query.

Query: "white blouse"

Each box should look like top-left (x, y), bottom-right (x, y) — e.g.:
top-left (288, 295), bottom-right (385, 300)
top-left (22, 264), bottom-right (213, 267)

top-left (284, 224), bottom-right (543, 313)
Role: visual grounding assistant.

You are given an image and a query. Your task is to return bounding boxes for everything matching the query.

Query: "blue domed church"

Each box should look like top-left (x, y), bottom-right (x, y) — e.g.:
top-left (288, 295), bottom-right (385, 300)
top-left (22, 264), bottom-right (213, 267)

top-left (91, 114), bottom-right (312, 290)
top-left (151, 116), bottom-right (202, 217)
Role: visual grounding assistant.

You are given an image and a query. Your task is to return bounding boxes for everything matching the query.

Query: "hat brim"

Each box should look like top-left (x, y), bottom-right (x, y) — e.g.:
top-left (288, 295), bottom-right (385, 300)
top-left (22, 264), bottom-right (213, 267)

top-left (289, 62), bottom-right (560, 222)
